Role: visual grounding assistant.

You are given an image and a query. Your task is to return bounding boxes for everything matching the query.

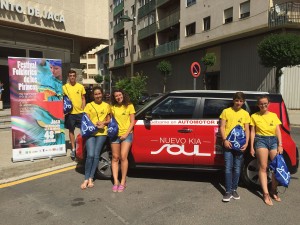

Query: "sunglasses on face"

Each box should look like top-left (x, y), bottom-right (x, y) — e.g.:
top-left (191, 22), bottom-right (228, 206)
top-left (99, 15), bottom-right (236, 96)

top-left (258, 103), bottom-right (268, 107)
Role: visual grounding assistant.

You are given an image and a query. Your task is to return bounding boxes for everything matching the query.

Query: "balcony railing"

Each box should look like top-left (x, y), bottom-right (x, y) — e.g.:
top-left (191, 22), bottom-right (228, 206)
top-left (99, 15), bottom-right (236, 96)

top-left (156, 0), bottom-right (171, 8)
top-left (157, 10), bottom-right (180, 31)
top-left (138, 0), bottom-right (156, 19)
top-left (138, 23), bottom-right (157, 40)
top-left (155, 39), bottom-right (179, 56)
top-left (140, 48), bottom-right (155, 60)
top-left (113, 21), bottom-right (124, 33)
top-left (114, 58), bottom-right (124, 67)
top-left (113, 1), bottom-right (124, 16)
top-left (269, 2), bottom-right (300, 27)
top-left (114, 39), bottom-right (125, 51)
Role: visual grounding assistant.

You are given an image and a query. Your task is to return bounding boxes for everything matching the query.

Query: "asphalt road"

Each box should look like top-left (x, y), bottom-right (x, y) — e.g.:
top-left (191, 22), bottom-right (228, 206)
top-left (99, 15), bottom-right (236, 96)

top-left (0, 127), bottom-right (299, 225)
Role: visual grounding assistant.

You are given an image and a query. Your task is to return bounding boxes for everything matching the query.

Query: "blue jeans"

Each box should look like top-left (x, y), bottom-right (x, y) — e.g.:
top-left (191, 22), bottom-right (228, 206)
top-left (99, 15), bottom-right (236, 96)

top-left (85, 135), bottom-right (107, 180)
top-left (224, 149), bottom-right (243, 193)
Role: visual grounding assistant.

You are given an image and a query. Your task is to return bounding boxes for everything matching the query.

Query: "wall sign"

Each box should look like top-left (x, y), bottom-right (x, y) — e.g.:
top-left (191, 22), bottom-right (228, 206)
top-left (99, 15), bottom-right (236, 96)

top-left (0, 0), bottom-right (65, 23)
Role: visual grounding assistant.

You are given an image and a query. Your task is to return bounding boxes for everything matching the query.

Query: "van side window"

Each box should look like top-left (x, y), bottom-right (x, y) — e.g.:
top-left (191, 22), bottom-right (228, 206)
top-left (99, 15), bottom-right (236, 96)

top-left (203, 99), bottom-right (232, 118)
top-left (246, 100), bottom-right (259, 115)
top-left (152, 97), bottom-right (197, 119)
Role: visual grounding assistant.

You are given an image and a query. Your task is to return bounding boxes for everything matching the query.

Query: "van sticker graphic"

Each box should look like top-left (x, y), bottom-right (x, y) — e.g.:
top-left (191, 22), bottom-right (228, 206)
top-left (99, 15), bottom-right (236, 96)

top-left (151, 144), bottom-right (211, 156)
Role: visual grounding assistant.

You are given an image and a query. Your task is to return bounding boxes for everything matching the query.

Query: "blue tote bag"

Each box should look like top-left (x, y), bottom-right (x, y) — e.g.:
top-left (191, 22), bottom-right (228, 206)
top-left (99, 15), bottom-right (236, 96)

top-left (81, 113), bottom-right (98, 138)
top-left (226, 125), bottom-right (246, 151)
top-left (269, 154), bottom-right (291, 187)
top-left (63, 95), bottom-right (73, 114)
top-left (107, 116), bottom-right (119, 139)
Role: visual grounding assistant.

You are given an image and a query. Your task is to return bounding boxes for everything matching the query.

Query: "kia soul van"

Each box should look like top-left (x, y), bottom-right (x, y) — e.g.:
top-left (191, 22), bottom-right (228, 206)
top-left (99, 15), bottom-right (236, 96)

top-left (80, 90), bottom-right (299, 188)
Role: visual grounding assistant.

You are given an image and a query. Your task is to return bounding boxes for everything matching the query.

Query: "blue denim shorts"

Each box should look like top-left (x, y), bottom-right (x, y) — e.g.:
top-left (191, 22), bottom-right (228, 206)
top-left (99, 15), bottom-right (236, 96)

top-left (110, 133), bottom-right (133, 144)
top-left (254, 135), bottom-right (278, 151)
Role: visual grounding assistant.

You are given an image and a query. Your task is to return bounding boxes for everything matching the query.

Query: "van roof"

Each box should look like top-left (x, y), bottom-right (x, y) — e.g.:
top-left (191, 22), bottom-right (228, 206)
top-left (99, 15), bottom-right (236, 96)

top-left (170, 90), bottom-right (269, 94)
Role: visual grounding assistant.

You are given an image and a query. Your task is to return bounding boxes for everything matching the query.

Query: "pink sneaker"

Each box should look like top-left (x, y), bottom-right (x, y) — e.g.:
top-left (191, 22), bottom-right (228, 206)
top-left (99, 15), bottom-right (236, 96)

top-left (112, 185), bottom-right (118, 193)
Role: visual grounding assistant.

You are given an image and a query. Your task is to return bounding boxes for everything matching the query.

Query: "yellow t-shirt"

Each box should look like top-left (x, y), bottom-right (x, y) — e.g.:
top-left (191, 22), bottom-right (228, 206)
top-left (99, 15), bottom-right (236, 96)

top-left (250, 112), bottom-right (282, 136)
top-left (63, 83), bottom-right (86, 114)
top-left (84, 101), bottom-right (111, 136)
top-left (111, 104), bottom-right (136, 136)
top-left (219, 107), bottom-right (250, 137)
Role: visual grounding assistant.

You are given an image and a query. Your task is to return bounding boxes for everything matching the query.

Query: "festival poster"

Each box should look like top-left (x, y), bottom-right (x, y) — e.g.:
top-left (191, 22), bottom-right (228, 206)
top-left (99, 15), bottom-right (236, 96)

top-left (8, 57), bottom-right (66, 162)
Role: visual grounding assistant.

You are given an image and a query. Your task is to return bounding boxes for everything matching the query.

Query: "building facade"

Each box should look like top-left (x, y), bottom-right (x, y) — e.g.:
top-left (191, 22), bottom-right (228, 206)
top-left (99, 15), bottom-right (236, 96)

top-left (108, 0), bottom-right (300, 105)
top-left (0, 0), bottom-right (109, 106)
top-left (80, 45), bottom-right (108, 86)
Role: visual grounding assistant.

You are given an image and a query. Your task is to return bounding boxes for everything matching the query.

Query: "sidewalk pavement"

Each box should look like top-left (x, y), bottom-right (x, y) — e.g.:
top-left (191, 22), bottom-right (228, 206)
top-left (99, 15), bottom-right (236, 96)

top-left (0, 109), bottom-right (79, 184)
top-left (288, 109), bottom-right (300, 127)
top-left (0, 109), bottom-right (299, 184)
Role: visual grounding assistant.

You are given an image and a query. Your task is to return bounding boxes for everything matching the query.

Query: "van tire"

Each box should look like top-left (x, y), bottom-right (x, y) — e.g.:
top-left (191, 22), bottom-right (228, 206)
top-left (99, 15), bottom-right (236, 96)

top-left (241, 156), bottom-right (272, 189)
top-left (95, 148), bottom-right (112, 180)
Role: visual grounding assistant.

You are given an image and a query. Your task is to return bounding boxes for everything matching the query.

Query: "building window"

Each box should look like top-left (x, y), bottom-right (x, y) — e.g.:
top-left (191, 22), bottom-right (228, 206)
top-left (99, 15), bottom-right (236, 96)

top-left (110, 4), bottom-right (112, 12)
top-left (81, 54), bottom-right (87, 59)
top-left (88, 54), bottom-right (95, 59)
top-left (110, 38), bottom-right (113, 45)
top-left (133, 45), bottom-right (136, 54)
top-left (240, 1), bottom-right (250, 19)
top-left (29, 50), bottom-right (43, 58)
top-left (88, 64), bottom-right (96, 69)
top-left (125, 48), bottom-right (128, 57)
top-left (186, 22), bottom-right (196, 37)
top-left (110, 21), bottom-right (113, 29)
top-left (114, 0), bottom-right (123, 7)
top-left (81, 63), bottom-right (87, 69)
top-left (187, 0), bottom-right (196, 7)
top-left (131, 4), bottom-right (135, 15)
top-left (203, 17), bottom-right (210, 31)
top-left (110, 54), bottom-right (113, 61)
top-left (224, 7), bottom-right (233, 24)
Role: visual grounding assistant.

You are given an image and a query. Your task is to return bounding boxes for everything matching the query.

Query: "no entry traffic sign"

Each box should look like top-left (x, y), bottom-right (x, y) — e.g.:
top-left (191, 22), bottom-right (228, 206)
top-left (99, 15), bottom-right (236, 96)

top-left (190, 62), bottom-right (201, 78)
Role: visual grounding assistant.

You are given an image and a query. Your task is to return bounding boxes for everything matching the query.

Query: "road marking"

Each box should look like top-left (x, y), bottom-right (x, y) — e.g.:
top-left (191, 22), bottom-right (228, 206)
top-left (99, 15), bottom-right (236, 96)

top-left (0, 165), bottom-right (76, 189)
top-left (106, 206), bottom-right (129, 225)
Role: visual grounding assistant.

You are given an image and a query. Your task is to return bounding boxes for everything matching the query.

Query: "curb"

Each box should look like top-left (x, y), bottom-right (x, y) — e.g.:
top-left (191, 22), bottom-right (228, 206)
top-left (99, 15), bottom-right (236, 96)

top-left (0, 155), bottom-right (76, 184)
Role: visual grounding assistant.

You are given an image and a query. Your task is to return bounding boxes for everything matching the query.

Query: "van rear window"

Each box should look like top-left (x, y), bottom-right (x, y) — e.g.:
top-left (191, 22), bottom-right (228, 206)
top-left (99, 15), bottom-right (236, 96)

top-left (203, 99), bottom-right (233, 119)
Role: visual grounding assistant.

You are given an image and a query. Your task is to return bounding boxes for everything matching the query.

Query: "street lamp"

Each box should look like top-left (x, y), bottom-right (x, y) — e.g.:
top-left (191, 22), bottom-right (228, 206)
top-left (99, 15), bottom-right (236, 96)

top-left (120, 7), bottom-right (136, 78)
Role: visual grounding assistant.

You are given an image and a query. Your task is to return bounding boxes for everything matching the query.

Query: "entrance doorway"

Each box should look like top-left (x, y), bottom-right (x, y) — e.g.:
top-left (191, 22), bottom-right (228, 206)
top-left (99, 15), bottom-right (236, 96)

top-left (206, 72), bottom-right (220, 90)
top-left (0, 65), bottom-right (9, 108)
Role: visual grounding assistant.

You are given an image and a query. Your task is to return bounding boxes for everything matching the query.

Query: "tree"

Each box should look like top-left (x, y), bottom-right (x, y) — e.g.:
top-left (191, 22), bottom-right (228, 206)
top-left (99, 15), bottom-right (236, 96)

top-left (115, 72), bottom-right (148, 105)
top-left (156, 60), bottom-right (172, 93)
top-left (257, 33), bottom-right (300, 93)
top-left (94, 74), bottom-right (103, 84)
top-left (201, 53), bottom-right (216, 90)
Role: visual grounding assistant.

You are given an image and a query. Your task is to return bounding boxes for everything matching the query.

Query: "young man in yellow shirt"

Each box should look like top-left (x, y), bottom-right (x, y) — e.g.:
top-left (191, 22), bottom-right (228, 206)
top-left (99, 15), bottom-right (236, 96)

top-left (63, 70), bottom-right (86, 159)
top-left (220, 92), bottom-right (250, 202)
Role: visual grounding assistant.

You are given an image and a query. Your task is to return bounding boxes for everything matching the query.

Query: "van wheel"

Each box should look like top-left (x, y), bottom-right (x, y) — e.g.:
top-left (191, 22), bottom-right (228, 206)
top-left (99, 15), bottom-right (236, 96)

top-left (241, 156), bottom-right (272, 189)
top-left (95, 150), bottom-right (112, 180)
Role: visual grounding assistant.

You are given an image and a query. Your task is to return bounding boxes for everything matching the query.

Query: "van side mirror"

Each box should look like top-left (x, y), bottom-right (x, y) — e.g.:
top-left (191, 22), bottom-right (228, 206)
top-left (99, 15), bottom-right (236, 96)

top-left (145, 111), bottom-right (153, 120)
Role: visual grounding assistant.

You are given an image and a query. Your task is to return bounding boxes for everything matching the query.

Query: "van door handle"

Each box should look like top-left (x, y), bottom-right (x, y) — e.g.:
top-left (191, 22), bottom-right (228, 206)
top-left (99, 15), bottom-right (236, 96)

top-left (178, 129), bottom-right (193, 133)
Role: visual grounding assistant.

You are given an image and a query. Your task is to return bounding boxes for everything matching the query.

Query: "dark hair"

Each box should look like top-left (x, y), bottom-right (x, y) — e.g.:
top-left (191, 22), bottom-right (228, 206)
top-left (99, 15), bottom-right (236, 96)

top-left (233, 92), bottom-right (245, 101)
top-left (68, 69), bottom-right (76, 75)
top-left (257, 95), bottom-right (270, 104)
top-left (92, 86), bottom-right (103, 94)
top-left (111, 89), bottom-right (131, 106)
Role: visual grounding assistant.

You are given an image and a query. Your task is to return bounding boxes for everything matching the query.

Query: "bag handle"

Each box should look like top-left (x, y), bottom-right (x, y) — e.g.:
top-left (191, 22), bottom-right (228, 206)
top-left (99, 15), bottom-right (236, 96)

top-left (90, 102), bottom-right (100, 121)
top-left (65, 86), bottom-right (71, 99)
